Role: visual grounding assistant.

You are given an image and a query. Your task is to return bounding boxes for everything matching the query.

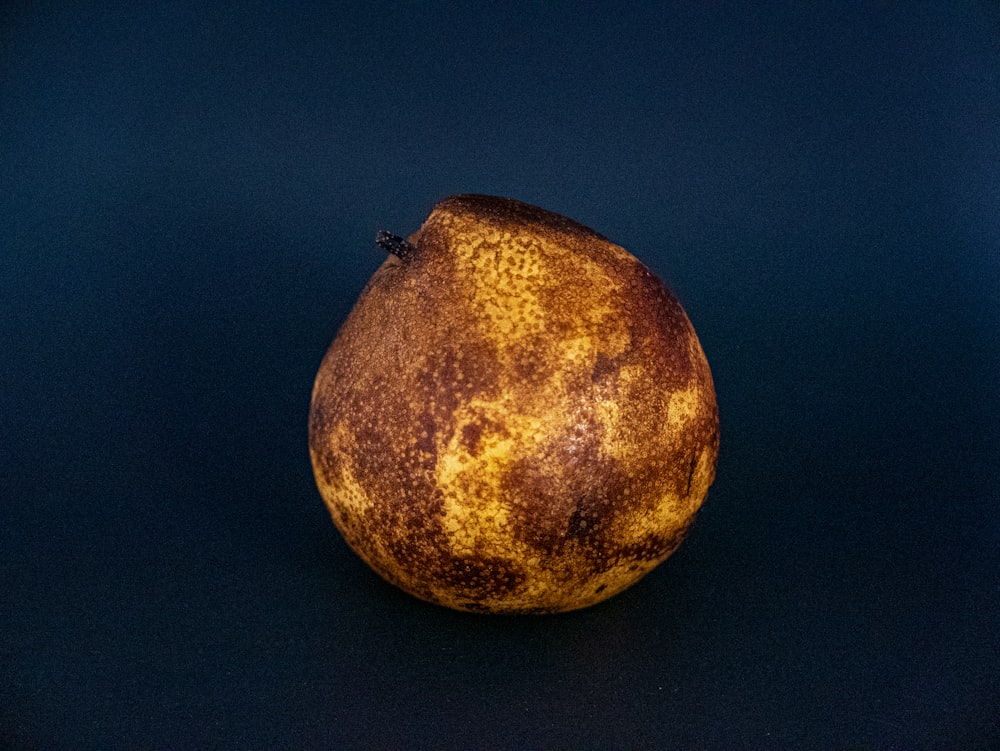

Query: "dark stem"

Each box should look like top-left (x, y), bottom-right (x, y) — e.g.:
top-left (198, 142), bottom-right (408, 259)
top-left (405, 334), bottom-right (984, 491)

top-left (375, 230), bottom-right (415, 262)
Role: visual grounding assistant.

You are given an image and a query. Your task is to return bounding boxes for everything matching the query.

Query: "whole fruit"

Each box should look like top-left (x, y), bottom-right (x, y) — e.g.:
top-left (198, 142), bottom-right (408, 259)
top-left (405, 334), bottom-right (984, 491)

top-left (309, 195), bottom-right (718, 613)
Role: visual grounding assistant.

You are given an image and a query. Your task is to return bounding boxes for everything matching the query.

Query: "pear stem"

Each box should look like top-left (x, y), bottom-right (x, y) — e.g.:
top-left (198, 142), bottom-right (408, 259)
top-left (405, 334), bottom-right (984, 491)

top-left (376, 230), bottom-right (414, 262)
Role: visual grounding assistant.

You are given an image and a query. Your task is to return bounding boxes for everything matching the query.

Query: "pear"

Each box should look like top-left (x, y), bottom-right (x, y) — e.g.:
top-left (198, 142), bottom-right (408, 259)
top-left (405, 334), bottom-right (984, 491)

top-left (309, 195), bottom-right (718, 613)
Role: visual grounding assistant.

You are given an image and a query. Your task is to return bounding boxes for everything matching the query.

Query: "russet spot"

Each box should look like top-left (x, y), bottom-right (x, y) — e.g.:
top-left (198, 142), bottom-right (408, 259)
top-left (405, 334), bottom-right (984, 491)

top-left (309, 194), bottom-right (719, 613)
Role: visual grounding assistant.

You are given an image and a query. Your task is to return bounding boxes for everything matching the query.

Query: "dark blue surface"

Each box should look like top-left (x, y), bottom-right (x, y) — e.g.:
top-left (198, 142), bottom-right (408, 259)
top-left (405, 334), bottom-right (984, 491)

top-left (3, 2), bottom-right (999, 748)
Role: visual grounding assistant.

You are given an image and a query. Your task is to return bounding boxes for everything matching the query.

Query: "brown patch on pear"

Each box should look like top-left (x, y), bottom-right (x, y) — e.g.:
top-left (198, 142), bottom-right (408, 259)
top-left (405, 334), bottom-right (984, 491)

top-left (309, 194), bottom-right (719, 613)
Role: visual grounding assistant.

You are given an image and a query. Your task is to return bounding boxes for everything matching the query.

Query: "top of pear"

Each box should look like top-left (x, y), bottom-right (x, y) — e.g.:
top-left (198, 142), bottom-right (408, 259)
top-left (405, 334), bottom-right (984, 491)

top-left (425, 194), bottom-right (612, 245)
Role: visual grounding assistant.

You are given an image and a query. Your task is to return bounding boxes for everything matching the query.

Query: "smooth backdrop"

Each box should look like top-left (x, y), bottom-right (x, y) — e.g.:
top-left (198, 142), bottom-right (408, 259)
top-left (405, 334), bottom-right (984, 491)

top-left (3, 2), bottom-right (999, 748)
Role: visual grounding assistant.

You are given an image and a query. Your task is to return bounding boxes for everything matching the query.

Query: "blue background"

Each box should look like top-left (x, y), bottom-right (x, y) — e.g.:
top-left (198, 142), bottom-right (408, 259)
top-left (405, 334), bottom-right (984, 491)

top-left (3, 2), bottom-right (999, 747)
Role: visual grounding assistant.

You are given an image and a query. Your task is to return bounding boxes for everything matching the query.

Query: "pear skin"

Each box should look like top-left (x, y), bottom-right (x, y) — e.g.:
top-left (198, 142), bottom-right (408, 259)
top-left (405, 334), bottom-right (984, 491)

top-left (309, 195), bottom-right (719, 613)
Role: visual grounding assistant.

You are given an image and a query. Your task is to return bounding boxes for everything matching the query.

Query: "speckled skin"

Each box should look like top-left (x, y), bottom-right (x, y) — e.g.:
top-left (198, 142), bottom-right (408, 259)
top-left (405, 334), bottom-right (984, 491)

top-left (309, 195), bottom-right (719, 613)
